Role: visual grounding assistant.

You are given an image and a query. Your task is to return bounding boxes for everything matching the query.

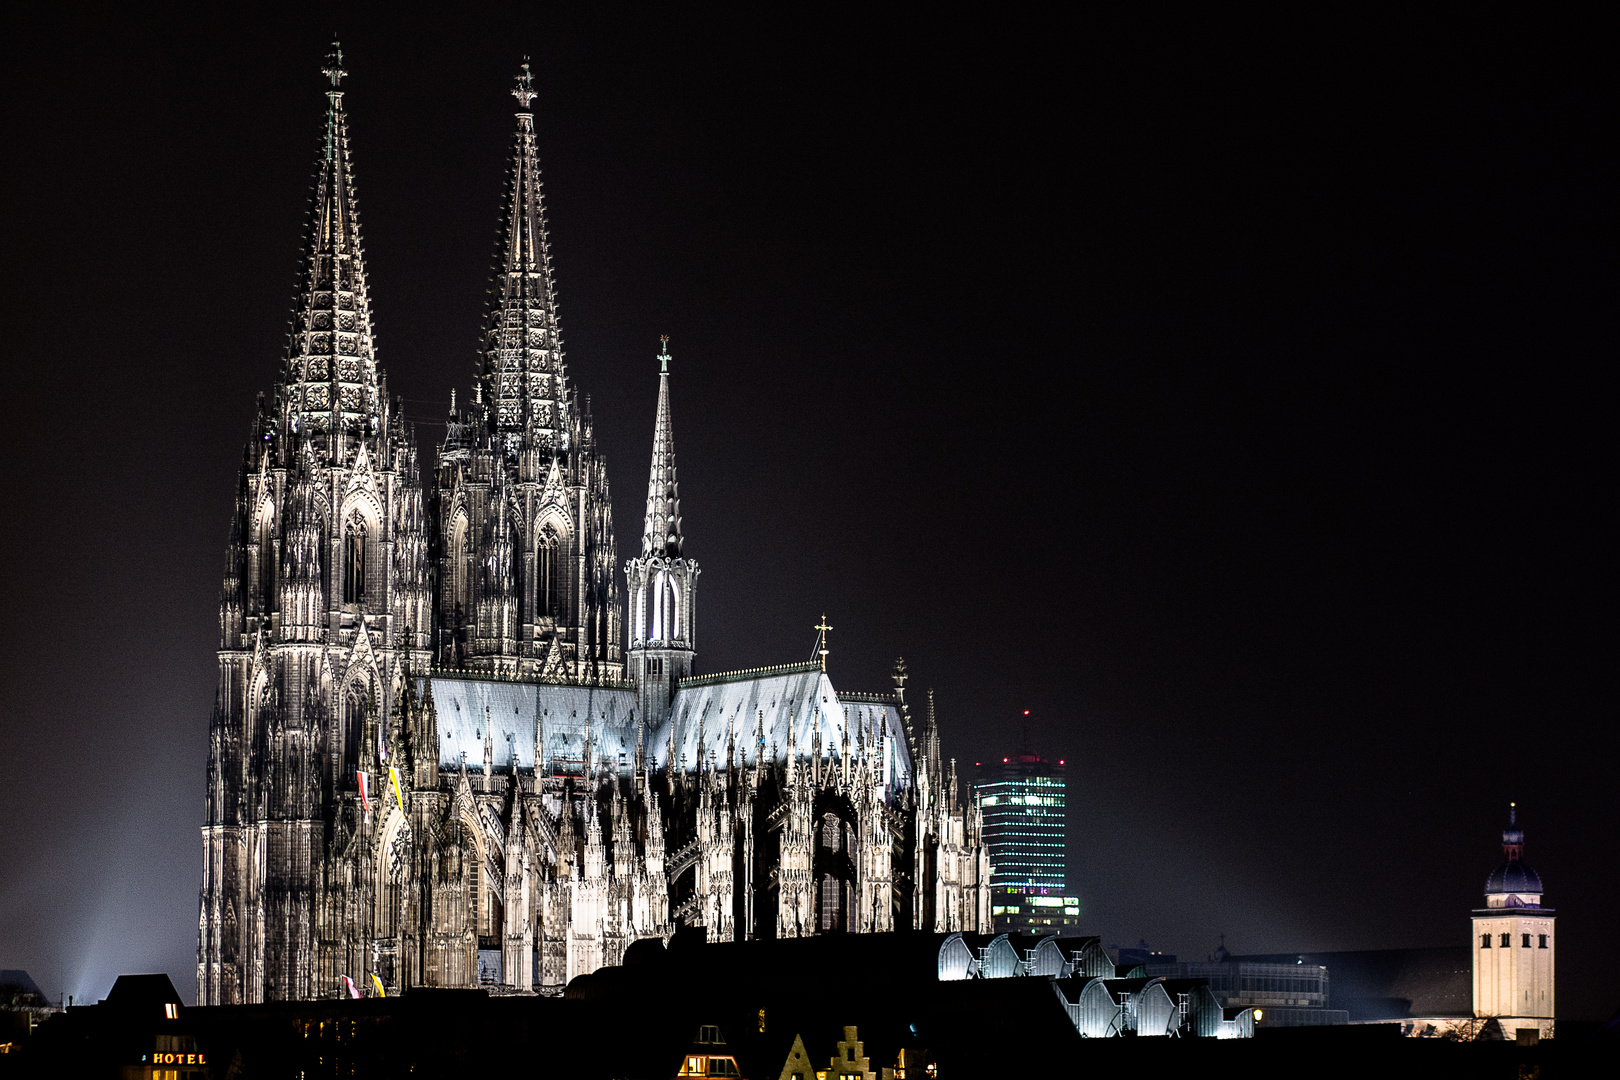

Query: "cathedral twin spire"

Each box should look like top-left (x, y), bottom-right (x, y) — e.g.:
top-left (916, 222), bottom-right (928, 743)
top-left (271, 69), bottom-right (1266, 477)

top-left (281, 42), bottom-right (381, 439)
top-left (480, 61), bottom-right (569, 447)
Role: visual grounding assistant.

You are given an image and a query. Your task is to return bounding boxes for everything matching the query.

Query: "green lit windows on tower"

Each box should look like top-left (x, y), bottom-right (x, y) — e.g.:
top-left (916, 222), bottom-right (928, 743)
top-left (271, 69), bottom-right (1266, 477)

top-left (973, 749), bottom-right (1078, 933)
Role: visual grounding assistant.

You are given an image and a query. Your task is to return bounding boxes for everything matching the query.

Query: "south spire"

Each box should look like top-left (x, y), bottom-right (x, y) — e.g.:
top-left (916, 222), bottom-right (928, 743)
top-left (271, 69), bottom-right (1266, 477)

top-left (479, 58), bottom-right (568, 447)
top-left (435, 61), bottom-right (621, 684)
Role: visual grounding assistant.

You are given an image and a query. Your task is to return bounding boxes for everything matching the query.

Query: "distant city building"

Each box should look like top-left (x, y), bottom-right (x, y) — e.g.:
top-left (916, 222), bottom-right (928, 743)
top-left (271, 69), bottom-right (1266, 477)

top-left (1115, 940), bottom-right (1176, 969)
top-left (1229, 948), bottom-right (1470, 1032)
top-left (972, 733), bottom-right (1077, 934)
top-left (1473, 804), bottom-right (1554, 1040)
top-left (1145, 944), bottom-right (1347, 1027)
top-left (1225, 808), bottom-right (1556, 1040)
top-left (0, 970), bottom-right (60, 1053)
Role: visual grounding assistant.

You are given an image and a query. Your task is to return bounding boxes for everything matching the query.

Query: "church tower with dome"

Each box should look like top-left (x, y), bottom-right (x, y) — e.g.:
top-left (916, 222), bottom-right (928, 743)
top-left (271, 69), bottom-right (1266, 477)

top-left (1472, 804), bottom-right (1554, 1039)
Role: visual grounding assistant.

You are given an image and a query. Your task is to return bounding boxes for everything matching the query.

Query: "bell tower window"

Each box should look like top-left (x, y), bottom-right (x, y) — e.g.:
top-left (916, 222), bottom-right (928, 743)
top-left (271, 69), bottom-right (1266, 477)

top-left (344, 518), bottom-right (367, 604)
top-left (538, 528), bottom-right (561, 617)
top-left (258, 520), bottom-right (276, 610)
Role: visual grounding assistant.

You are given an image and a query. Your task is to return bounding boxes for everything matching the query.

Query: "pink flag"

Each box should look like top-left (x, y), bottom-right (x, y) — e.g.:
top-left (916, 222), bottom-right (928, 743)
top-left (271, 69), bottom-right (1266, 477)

top-left (340, 975), bottom-right (361, 999)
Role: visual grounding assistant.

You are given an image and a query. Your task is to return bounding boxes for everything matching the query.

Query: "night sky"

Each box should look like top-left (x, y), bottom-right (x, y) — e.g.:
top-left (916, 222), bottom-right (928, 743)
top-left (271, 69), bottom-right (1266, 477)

top-left (1, 8), bottom-right (1612, 1018)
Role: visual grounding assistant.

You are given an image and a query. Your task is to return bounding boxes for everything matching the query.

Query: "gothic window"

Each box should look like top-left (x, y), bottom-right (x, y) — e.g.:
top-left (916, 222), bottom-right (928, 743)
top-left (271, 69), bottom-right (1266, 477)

top-left (538, 528), bottom-right (561, 618)
top-left (821, 813), bottom-right (842, 854)
top-left (820, 874), bottom-right (840, 932)
top-left (511, 523), bottom-right (524, 624)
top-left (343, 685), bottom-right (366, 778)
top-left (377, 823), bottom-right (407, 938)
top-left (344, 518), bottom-right (367, 605)
top-left (449, 510), bottom-right (471, 627)
top-left (258, 519), bottom-right (275, 609)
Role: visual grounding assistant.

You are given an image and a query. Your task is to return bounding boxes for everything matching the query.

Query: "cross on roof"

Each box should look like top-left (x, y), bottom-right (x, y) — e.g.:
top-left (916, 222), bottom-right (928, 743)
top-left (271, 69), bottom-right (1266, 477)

top-left (814, 615), bottom-right (833, 672)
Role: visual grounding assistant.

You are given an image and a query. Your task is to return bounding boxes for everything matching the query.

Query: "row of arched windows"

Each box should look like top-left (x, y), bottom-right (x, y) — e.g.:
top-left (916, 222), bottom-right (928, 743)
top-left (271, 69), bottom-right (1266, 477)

top-left (445, 513), bottom-right (565, 623)
top-left (251, 511), bottom-right (378, 609)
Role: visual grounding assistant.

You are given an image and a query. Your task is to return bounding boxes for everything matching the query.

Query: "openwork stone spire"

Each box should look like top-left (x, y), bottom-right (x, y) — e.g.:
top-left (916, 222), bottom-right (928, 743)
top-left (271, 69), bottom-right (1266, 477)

top-left (480, 59), bottom-right (568, 445)
top-left (282, 41), bottom-right (380, 436)
top-left (641, 337), bottom-right (682, 558)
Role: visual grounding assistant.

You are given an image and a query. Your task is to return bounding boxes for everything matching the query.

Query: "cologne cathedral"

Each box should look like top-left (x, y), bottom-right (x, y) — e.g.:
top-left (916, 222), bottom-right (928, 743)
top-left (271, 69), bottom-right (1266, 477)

top-left (197, 52), bottom-right (990, 1005)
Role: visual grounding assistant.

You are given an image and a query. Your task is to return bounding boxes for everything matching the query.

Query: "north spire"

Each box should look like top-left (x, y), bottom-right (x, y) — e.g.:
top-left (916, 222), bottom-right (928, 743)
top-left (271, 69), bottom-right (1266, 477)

top-left (281, 42), bottom-right (380, 438)
top-left (642, 336), bottom-right (681, 558)
top-left (480, 60), bottom-right (567, 446)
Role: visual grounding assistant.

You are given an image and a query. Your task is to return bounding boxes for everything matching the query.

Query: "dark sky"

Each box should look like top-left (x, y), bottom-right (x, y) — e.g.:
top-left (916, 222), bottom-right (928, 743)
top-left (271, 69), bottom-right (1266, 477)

top-left (1, 6), bottom-right (1612, 1018)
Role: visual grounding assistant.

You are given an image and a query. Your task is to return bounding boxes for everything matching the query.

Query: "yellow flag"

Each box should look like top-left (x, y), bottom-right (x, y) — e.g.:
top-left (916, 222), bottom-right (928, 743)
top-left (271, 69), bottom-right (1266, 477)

top-left (389, 766), bottom-right (404, 809)
top-left (371, 973), bottom-right (386, 998)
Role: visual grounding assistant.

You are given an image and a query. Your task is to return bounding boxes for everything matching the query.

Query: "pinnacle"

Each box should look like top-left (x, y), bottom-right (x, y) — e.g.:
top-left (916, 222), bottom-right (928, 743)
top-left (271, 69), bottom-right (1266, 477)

top-left (640, 338), bottom-right (682, 558)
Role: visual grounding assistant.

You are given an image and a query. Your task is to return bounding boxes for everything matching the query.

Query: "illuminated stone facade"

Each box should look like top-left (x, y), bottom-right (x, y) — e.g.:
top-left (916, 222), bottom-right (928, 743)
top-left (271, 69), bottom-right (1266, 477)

top-left (197, 53), bottom-right (988, 1005)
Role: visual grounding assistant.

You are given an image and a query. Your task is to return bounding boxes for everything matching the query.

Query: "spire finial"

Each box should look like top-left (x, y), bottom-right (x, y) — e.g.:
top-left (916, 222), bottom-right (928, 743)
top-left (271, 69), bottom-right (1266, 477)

top-left (659, 334), bottom-right (670, 374)
top-left (322, 40), bottom-right (347, 88)
top-left (813, 614), bottom-right (833, 672)
top-left (512, 58), bottom-right (537, 109)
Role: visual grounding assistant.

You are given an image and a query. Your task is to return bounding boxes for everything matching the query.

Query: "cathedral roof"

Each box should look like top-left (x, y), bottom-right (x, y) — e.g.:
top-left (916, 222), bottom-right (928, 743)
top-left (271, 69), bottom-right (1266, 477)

top-left (653, 666), bottom-right (914, 791)
top-left (422, 676), bottom-right (637, 774)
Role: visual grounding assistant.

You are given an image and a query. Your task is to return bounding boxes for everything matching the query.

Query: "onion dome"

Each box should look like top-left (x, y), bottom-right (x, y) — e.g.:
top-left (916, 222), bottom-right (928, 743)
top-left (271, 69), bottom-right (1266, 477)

top-left (1484, 802), bottom-right (1544, 897)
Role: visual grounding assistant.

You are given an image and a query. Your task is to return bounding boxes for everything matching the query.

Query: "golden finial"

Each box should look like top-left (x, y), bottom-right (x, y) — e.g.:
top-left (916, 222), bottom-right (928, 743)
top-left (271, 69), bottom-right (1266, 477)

top-left (814, 614), bottom-right (833, 672)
